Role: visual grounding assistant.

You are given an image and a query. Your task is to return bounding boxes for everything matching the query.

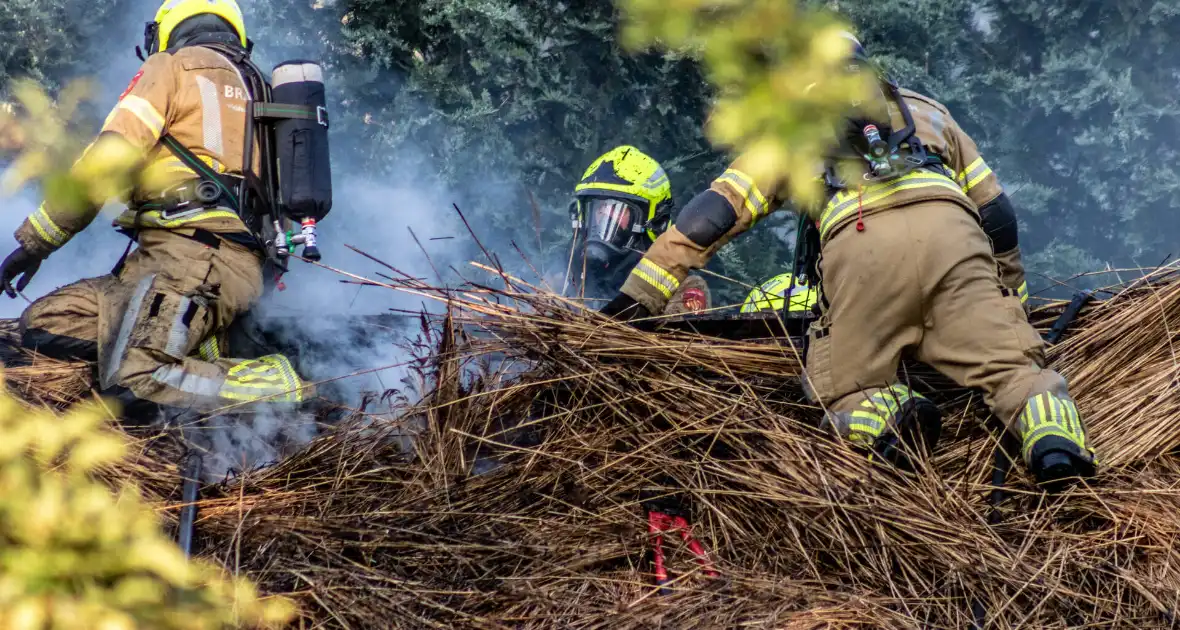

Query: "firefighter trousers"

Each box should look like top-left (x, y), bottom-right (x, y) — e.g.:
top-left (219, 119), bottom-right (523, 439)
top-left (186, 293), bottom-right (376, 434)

top-left (804, 200), bottom-right (1093, 466)
top-left (19, 229), bottom-right (308, 414)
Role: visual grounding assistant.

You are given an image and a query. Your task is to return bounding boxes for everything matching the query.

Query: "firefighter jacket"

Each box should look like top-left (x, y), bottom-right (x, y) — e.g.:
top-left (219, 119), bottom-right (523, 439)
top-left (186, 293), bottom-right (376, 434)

top-left (16, 46), bottom-right (258, 258)
top-left (621, 88), bottom-right (1018, 314)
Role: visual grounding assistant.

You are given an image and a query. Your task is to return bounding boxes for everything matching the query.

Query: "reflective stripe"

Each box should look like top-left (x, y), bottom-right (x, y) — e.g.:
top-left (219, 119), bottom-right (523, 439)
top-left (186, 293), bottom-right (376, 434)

top-left (29, 206), bottom-right (69, 247)
top-left (643, 166), bottom-right (669, 191)
top-left (198, 336), bottom-right (221, 361)
top-left (1017, 281), bottom-right (1029, 305)
top-left (194, 76), bottom-right (224, 159)
top-left (221, 355), bottom-right (303, 403)
top-left (820, 170), bottom-right (965, 240)
top-left (1019, 392), bottom-right (1090, 463)
top-left (102, 275), bottom-right (156, 389)
top-left (630, 259), bottom-right (680, 300)
top-left (115, 95), bottom-right (165, 139)
top-left (151, 364), bottom-right (224, 398)
top-left (115, 207), bottom-right (241, 229)
top-left (957, 157), bottom-right (993, 193)
top-left (846, 385), bottom-right (921, 443)
top-left (164, 297), bottom-right (193, 358)
top-left (146, 155), bottom-right (228, 176)
top-left (715, 169), bottom-right (768, 221)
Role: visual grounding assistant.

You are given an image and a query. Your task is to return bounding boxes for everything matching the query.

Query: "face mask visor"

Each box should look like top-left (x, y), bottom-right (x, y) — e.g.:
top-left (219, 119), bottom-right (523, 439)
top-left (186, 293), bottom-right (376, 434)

top-left (583, 197), bottom-right (643, 249)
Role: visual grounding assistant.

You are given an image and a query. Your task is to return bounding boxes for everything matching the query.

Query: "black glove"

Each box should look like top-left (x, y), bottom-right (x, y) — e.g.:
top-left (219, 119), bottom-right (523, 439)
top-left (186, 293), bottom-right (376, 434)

top-left (0, 246), bottom-right (42, 298)
top-left (600, 292), bottom-right (651, 322)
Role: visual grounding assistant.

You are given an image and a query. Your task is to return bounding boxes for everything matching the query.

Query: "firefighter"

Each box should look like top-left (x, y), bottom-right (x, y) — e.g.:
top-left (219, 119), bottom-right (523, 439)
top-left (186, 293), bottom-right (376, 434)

top-left (601, 33), bottom-right (1096, 488)
top-left (569, 145), bottom-right (709, 315)
top-left (0, 0), bottom-right (312, 420)
top-left (740, 272), bottom-right (819, 315)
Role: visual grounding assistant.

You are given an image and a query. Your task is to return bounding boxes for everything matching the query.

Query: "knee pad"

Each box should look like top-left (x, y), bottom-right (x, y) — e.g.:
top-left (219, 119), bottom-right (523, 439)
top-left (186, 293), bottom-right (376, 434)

top-left (21, 328), bottom-right (99, 362)
top-left (674, 190), bottom-right (737, 247)
top-left (979, 193), bottom-right (1019, 254)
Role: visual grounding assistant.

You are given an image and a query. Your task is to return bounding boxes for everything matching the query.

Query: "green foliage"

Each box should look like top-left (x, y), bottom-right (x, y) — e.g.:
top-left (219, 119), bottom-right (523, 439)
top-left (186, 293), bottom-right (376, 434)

top-left (0, 0), bottom-right (121, 95)
top-left (0, 388), bottom-right (293, 629)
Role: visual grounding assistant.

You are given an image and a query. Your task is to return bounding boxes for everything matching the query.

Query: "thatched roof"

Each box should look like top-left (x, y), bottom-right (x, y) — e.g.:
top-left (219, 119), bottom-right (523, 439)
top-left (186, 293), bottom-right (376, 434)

top-left (10, 264), bottom-right (1180, 629)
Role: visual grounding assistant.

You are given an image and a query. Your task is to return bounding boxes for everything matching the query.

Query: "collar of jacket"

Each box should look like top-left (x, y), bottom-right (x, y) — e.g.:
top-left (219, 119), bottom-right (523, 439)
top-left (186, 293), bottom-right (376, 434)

top-left (167, 31), bottom-right (245, 54)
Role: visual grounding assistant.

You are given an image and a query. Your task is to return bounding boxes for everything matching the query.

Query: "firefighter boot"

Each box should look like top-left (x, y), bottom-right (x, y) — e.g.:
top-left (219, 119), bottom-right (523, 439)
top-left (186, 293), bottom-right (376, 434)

top-left (872, 397), bottom-right (943, 472)
top-left (1027, 435), bottom-right (1097, 493)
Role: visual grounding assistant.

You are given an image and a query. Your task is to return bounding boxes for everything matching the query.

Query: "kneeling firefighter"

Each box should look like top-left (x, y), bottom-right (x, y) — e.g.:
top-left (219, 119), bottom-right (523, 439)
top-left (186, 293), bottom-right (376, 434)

top-left (0, 0), bottom-right (332, 420)
top-left (601, 33), bottom-right (1096, 488)
top-left (568, 146), bottom-right (710, 316)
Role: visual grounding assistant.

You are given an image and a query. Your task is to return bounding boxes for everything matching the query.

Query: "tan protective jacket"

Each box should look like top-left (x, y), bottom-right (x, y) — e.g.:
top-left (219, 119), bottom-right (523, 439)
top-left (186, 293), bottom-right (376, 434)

top-left (622, 88), bottom-right (1026, 313)
top-left (16, 46), bottom-right (257, 258)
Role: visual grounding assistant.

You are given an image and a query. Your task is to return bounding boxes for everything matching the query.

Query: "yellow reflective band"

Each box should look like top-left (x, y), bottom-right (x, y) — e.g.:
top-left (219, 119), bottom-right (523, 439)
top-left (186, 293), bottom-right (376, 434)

top-left (957, 157), bottom-right (993, 193)
top-left (29, 207), bottom-right (69, 247)
top-left (716, 169), bottom-right (769, 221)
top-left (1017, 281), bottom-right (1029, 304)
top-left (630, 259), bottom-right (679, 300)
top-left (1019, 392), bottom-right (1089, 462)
top-left (221, 355), bottom-right (303, 403)
top-left (115, 95), bottom-right (166, 139)
top-left (820, 171), bottom-right (964, 240)
top-left (116, 208), bottom-right (241, 229)
top-left (198, 336), bottom-right (221, 361)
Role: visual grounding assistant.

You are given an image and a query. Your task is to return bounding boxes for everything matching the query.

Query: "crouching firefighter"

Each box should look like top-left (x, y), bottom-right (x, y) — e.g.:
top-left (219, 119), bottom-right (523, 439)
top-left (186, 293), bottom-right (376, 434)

top-left (0, 0), bottom-right (332, 421)
top-left (567, 146), bottom-right (710, 316)
top-left (601, 32), bottom-right (1097, 489)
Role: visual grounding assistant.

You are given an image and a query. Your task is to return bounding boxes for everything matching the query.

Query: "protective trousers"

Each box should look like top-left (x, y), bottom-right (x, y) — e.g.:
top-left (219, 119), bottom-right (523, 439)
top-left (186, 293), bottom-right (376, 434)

top-left (804, 201), bottom-right (1095, 468)
top-left (19, 229), bottom-right (307, 415)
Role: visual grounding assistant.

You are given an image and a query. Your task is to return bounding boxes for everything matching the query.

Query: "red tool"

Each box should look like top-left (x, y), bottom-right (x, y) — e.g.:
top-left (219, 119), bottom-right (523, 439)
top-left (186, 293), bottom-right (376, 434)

top-left (642, 491), bottom-right (719, 595)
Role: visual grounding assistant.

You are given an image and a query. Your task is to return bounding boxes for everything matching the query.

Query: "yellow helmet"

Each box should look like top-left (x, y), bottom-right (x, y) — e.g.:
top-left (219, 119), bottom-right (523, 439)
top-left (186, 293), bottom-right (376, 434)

top-left (146, 0), bottom-right (248, 54)
top-left (572, 146), bottom-right (673, 243)
top-left (741, 273), bottom-right (820, 314)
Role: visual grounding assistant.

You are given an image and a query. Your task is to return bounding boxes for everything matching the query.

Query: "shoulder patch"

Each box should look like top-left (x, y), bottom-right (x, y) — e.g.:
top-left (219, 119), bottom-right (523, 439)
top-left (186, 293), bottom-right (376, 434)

top-left (119, 70), bottom-right (144, 101)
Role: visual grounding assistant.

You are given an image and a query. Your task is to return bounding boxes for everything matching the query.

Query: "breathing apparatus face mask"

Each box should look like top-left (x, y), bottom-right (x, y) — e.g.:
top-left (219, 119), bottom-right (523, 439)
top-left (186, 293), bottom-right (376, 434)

top-left (565, 197), bottom-right (646, 296)
top-left (581, 197), bottom-right (645, 263)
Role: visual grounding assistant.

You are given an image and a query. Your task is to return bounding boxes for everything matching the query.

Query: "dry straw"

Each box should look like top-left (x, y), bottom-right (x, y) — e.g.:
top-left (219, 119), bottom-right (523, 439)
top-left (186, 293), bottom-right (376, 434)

top-left (9, 263), bottom-right (1180, 629)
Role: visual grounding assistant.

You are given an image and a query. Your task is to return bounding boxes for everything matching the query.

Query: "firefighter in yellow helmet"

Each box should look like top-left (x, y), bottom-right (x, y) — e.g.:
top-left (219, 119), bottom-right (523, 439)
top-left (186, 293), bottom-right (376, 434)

top-left (740, 272), bottom-right (819, 315)
top-left (601, 32), bottom-right (1095, 489)
top-left (569, 146), bottom-right (710, 315)
top-left (0, 0), bottom-right (313, 420)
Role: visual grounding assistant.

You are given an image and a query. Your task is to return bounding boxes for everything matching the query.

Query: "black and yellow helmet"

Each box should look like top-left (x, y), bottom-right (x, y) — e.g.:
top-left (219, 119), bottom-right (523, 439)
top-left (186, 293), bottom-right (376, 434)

top-left (571, 146), bottom-right (673, 248)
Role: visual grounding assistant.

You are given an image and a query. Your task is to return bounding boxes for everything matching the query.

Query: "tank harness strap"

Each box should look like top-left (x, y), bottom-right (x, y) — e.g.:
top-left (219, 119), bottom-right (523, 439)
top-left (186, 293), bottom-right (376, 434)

top-left (252, 102), bottom-right (329, 127)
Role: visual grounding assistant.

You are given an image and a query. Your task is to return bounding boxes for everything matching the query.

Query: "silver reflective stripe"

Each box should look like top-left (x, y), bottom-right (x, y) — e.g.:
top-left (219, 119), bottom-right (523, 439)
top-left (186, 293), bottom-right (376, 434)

top-left (272, 62), bottom-right (324, 87)
top-left (164, 296), bottom-right (192, 358)
top-left (151, 364), bottom-right (224, 398)
top-left (194, 75), bottom-right (224, 159)
top-left (102, 275), bottom-right (155, 389)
